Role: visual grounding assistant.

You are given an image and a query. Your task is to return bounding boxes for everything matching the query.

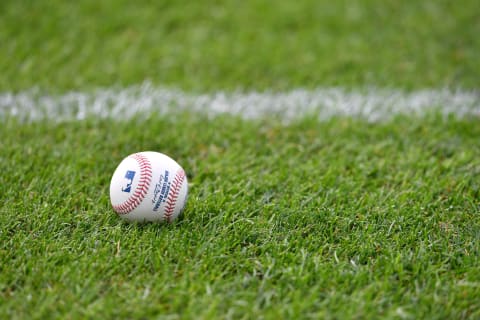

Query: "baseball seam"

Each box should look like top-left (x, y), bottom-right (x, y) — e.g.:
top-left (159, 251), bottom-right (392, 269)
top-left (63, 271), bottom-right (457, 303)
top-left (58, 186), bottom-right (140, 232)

top-left (164, 169), bottom-right (186, 222)
top-left (112, 153), bottom-right (153, 214)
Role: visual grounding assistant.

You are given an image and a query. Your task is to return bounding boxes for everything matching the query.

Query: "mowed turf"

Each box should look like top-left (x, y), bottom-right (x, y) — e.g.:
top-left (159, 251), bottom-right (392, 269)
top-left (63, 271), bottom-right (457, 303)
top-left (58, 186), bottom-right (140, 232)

top-left (0, 0), bottom-right (479, 92)
top-left (1, 0), bottom-right (480, 319)
top-left (1, 115), bottom-right (479, 319)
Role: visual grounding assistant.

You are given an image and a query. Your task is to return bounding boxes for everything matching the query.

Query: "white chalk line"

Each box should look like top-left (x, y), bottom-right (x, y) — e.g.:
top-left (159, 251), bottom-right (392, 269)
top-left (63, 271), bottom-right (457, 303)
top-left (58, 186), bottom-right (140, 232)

top-left (0, 83), bottom-right (479, 122)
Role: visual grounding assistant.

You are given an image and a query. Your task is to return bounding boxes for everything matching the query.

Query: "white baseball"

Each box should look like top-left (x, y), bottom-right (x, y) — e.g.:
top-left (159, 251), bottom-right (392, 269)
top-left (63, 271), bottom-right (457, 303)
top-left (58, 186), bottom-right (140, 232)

top-left (109, 151), bottom-right (188, 223)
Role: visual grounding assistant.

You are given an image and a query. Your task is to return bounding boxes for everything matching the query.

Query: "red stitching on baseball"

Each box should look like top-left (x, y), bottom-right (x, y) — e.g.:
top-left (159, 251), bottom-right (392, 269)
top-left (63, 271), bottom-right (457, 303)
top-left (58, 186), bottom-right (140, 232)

top-left (164, 169), bottom-right (186, 221)
top-left (112, 153), bottom-right (153, 215)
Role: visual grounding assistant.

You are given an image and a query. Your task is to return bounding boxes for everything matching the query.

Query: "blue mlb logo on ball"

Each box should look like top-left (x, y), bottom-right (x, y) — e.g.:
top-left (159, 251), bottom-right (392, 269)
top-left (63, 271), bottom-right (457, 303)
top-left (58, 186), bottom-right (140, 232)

top-left (121, 170), bottom-right (136, 193)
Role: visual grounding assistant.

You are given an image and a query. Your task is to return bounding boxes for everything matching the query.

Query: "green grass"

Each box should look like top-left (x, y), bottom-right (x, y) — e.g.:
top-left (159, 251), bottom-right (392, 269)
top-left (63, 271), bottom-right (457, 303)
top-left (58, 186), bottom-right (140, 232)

top-left (1, 115), bottom-right (479, 319)
top-left (1, 0), bottom-right (479, 92)
top-left (1, 0), bottom-right (480, 318)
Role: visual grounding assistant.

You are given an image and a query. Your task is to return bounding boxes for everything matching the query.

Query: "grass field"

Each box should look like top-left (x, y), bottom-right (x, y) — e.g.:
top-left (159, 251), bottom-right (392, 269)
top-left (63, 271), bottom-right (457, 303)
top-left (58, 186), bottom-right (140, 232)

top-left (1, 0), bottom-right (480, 319)
top-left (1, 0), bottom-right (480, 91)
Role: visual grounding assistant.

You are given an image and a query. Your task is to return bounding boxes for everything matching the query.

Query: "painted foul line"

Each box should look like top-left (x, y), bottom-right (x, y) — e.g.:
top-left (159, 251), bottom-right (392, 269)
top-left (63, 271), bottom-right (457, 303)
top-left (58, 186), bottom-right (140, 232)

top-left (0, 83), bottom-right (479, 122)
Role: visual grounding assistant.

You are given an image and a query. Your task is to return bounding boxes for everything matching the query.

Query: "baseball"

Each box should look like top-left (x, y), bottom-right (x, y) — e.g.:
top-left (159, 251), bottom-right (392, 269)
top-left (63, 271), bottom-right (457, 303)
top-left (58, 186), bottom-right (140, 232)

top-left (109, 151), bottom-right (188, 223)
